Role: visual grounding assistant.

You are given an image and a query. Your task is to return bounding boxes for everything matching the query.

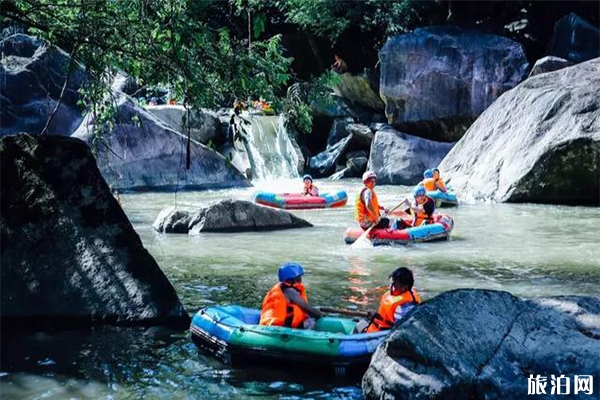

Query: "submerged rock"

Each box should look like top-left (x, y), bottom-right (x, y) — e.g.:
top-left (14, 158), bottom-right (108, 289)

top-left (0, 134), bottom-right (189, 328)
top-left (72, 94), bottom-right (249, 191)
top-left (0, 34), bottom-right (86, 137)
top-left (153, 199), bottom-right (312, 233)
top-left (367, 125), bottom-right (455, 185)
top-left (379, 26), bottom-right (528, 141)
top-left (438, 58), bottom-right (600, 205)
top-left (362, 289), bottom-right (600, 399)
top-left (548, 13), bottom-right (600, 64)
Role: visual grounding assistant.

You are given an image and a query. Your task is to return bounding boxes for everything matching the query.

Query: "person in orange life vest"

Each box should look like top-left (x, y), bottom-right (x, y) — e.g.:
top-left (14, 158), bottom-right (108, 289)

top-left (432, 168), bottom-right (447, 192)
top-left (410, 186), bottom-right (435, 227)
top-left (301, 174), bottom-right (319, 196)
top-left (355, 171), bottom-right (390, 230)
top-left (259, 263), bottom-right (323, 329)
top-left (360, 267), bottom-right (421, 333)
top-left (420, 169), bottom-right (436, 191)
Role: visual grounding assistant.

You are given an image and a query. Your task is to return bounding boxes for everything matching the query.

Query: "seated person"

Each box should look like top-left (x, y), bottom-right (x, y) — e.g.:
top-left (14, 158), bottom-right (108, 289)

top-left (420, 169), bottom-right (435, 191)
top-left (260, 263), bottom-right (323, 329)
top-left (356, 171), bottom-right (391, 230)
top-left (432, 168), bottom-right (447, 192)
top-left (302, 174), bottom-right (319, 196)
top-left (354, 267), bottom-right (421, 333)
top-left (331, 54), bottom-right (348, 74)
top-left (410, 186), bottom-right (435, 226)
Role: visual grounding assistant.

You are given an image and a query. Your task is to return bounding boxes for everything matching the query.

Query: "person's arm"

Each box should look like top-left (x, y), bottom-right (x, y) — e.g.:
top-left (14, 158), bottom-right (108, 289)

top-left (436, 178), bottom-right (447, 193)
top-left (393, 303), bottom-right (418, 322)
top-left (285, 289), bottom-right (323, 318)
top-left (310, 186), bottom-right (319, 196)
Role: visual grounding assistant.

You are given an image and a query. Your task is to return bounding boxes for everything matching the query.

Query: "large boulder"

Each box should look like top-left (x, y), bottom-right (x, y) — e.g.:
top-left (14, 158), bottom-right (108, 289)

top-left (0, 34), bottom-right (86, 137)
top-left (528, 56), bottom-right (573, 77)
top-left (367, 126), bottom-right (455, 185)
top-left (548, 13), bottom-right (600, 64)
top-left (438, 58), bottom-right (600, 206)
top-left (0, 134), bottom-right (189, 328)
top-left (379, 26), bottom-right (528, 142)
top-left (362, 289), bottom-right (600, 399)
top-left (153, 199), bottom-right (312, 233)
top-left (333, 71), bottom-right (385, 111)
top-left (308, 134), bottom-right (353, 177)
top-left (146, 105), bottom-right (219, 145)
top-left (72, 94), bottom-right (250, 191)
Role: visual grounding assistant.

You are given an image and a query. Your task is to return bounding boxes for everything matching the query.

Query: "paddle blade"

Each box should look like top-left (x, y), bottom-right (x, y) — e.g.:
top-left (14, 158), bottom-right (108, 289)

top-left (351, 230), bottom-right (373, 248)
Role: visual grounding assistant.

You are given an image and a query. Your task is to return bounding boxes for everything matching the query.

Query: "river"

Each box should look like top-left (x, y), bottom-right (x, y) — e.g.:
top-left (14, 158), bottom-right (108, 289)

top-left (2, 179), bottom-right (599, 399)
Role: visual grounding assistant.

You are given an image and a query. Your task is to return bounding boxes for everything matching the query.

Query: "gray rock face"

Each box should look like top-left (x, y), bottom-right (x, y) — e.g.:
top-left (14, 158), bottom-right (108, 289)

top-left (379, 26), bottom-right (528, 141)
top-left (153, 199), bottom-right (312, 233)
top-left (72, 94), bottom-right (249, 191)
top-left (362, 289), bottom-right (600, 400)
top-left (326, 117), bottom-right (355, 147)
top-left (146, 105), bottom-right (219, 145)
top-left (367, 126), bottom-right (455, 185)
top-left (0, 134), bottom-right (189, 328)
top-left (333, 71), bottom-right (384, 111)
top-left (0, 34), bottom-right (86, 137)
top-left (347, 123), bottom-right (374, 149)
top-left (438, 58), bottom-right (600, 206)
top-left (308, 135), bottom-right (353, 177)
top-left (548, 13), bottom-right (600, 64)
top-left (529, 56), bottom-right (573, 77)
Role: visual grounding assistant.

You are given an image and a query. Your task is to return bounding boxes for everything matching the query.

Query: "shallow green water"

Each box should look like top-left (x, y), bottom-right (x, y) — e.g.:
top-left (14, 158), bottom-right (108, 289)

top-left (2, 179), bottom-right (599, 399)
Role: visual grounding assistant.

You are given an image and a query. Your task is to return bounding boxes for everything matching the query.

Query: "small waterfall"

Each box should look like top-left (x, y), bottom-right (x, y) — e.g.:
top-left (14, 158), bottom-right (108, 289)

top-left (237, 114), bottom-right (299, 181)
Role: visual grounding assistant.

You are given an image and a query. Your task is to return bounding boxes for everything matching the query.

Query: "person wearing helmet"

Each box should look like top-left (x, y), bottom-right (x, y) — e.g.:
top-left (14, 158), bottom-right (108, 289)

top-left (301, 174), bottom-right (319, 196)
top-left (259, 262), bottom-right (323, 329)
top-left (355, 267), bottom-right (421, 333)
top-left (420, 169), bottom-right (436, 191)
top-left (410, 185), bottom-right (435, 226)
top-left (356, 171), bottom-right (390, 230)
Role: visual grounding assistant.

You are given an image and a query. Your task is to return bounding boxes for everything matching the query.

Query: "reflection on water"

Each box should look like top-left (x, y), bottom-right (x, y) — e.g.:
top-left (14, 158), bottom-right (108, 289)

top-left (2, 179), bottom-right (599, 399)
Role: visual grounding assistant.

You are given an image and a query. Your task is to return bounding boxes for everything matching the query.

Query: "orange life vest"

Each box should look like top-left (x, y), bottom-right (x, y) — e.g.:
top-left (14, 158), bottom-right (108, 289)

top-left (259, 283), bottom-right (309, 328)
top-left (422, 178), bottom-right (436, 191)
top-left (410, 197), bottom-right (435, 226)
top-left (355, 187), bottom-right (380, 228)
top-left (366, 289), bottom-right (421, 333)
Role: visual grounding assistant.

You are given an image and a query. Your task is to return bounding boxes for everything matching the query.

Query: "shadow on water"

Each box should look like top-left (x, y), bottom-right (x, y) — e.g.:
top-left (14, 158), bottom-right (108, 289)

top-left (0, 326), bottom-right (363, 399)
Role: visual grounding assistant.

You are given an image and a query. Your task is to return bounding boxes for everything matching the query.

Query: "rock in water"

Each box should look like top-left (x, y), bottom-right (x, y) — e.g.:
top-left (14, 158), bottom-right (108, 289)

top-left (367, 125), bottom-right (455, 185)
top-left (379, 26), bottom-right (528, 141)
top-left (528, 56), bottom-right (572, 77)
top-left (153, 199), bottom-right (312, 234)
top-left (438, 58), bottom-right (600, 206)
top-left (72, 94), bottom-right (249, 191)
top-left (362, 289), bottom-right (600, 399)
top-left (0, 34), bottom-right (87, 137)
top-left (0, 134), bottom-right (189, 328)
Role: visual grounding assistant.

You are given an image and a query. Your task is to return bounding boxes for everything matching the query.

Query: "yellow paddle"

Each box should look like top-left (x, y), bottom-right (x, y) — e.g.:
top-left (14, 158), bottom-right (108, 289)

top-left (351, 198), bottom-right (410, 248)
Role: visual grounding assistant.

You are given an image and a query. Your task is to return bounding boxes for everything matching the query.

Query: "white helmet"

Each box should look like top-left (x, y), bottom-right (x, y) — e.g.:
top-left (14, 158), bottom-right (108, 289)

top-left (362, 170), bottom-right (377, 183)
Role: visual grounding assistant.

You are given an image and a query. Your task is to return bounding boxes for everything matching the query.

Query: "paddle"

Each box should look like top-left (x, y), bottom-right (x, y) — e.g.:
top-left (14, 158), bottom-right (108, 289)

top-left (319, 307), bottom-right (370, 318)
top-left (351, 198), bottom-right (411, 248)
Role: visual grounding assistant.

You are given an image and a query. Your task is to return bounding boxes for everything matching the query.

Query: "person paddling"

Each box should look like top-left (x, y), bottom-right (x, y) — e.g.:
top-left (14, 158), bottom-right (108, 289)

top-left (421, 168), bottom-right (447, 193)
top-left (410, 186), bottom-right (435, 226)
top-left (354, 267), bottom-right (421, 333)
top-left (259, 263), bottom-right (323, 330)
top-left (355, 171), bottom-right (390, 230)
top-left (302, 174), bottom-right (319, 196)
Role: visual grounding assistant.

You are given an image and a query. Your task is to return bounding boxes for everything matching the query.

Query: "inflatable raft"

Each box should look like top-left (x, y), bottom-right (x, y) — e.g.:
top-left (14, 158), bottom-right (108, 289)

top-left (344, 213), bottom-right (454, 246)
top-left (255, 190), bottom-right (348, 210)
top-left (190, 305), bottom-right (387, 376)
top-left (427, 189), bottom-right (458, 207)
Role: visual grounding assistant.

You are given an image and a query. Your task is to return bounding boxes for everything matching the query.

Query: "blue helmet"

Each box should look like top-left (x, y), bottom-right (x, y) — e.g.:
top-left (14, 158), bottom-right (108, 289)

top-left (302, 174), bottom-right (313, 182)
top-left (413, 186), bottom-right (426, 197)
top-left (423, 169), bottom-right (434, 179)
top-left (278, 262), bottom-right (305, 282)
